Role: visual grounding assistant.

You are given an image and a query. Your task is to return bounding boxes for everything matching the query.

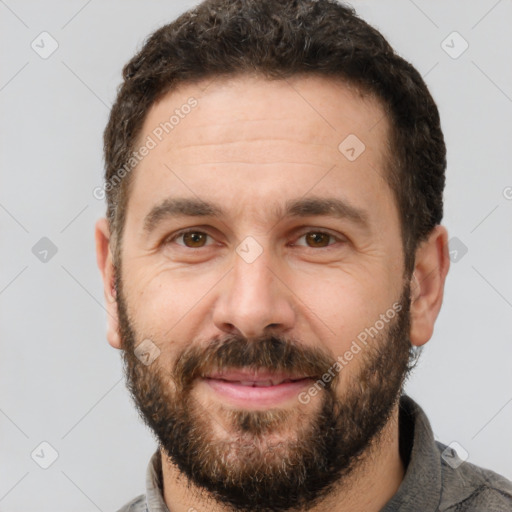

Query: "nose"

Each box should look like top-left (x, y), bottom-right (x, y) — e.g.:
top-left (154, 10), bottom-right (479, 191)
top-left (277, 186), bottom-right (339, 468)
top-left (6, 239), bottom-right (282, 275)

top-left (212, 248), bottom-right (296, 340)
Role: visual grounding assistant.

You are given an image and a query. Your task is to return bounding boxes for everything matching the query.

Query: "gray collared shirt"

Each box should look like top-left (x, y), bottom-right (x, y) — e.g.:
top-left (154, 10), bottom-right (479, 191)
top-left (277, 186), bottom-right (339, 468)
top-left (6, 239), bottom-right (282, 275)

top-left (116, 395), bottom-right (512, 511)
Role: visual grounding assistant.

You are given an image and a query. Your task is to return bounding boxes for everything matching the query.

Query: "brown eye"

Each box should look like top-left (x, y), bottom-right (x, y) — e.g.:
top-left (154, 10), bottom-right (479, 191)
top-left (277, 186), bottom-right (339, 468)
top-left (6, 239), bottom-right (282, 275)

top-left (181, 231), bottom-right (208, 248)
top-left (304, 232), bottom-right (332, 248)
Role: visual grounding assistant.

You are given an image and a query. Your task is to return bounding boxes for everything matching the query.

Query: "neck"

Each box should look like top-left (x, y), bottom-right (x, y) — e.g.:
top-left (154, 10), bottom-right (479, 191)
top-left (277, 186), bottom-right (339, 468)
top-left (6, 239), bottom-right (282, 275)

top-left (161, 403), bottom-right (405, 512)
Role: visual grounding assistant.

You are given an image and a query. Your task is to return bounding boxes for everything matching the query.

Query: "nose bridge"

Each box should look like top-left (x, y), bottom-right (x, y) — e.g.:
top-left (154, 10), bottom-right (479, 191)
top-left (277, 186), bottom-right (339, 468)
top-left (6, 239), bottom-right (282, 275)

top-left (213, 240), bottom-right (295, 339)
top-left (233, 246), bottom-right (274, 307)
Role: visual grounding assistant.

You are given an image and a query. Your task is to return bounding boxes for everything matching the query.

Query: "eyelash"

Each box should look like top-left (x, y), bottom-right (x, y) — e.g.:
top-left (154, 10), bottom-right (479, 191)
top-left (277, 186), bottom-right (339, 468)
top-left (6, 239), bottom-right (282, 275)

top-left (164, 228), bottom-right (345, 250)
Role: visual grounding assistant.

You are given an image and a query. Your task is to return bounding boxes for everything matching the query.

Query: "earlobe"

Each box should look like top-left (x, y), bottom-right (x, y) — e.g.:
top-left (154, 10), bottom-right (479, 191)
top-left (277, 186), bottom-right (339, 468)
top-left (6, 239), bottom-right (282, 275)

top-left (409, 225), bottom-right (450, 347)
top-left (95, 218), bottom-right (123, 350)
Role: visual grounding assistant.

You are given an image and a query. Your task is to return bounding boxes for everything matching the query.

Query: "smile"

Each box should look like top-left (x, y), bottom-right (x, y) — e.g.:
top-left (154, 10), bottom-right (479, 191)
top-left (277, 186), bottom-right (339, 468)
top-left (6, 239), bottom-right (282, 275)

top-left (200, 370), bottom-right (315, 407)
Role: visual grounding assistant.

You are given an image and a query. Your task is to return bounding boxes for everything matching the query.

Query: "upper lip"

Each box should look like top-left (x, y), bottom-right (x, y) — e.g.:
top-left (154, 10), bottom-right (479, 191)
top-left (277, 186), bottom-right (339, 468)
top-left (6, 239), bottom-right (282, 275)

top-left (203, 370), bottom-right (312, 385)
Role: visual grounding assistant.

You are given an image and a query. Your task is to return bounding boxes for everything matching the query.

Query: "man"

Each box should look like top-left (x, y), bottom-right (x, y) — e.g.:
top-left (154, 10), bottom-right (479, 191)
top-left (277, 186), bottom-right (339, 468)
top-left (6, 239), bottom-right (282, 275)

top-left (95, 0), bottom-right (512, 511)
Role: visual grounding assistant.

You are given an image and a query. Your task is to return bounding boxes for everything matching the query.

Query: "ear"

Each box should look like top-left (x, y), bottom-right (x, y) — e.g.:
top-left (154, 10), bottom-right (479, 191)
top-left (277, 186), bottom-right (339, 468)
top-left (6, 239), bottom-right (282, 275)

top-left (409, 225), bottom-right (450, 347)
top-left (95, 218), bottom-right (122, 349)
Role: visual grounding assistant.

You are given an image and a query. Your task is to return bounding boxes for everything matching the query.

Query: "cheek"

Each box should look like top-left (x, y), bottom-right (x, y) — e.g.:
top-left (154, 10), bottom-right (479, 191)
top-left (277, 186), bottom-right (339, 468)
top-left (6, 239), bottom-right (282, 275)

top-left (123, 267), bottom-right (217, 341)
top-left (292, 270), bottom-right (399, 355)
top-left (294, 268), bottom-right (387, 321)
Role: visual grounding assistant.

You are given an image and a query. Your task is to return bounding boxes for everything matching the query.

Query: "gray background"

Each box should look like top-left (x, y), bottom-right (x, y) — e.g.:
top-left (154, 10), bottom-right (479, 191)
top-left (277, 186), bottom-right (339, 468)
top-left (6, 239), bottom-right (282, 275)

top-left (1, 0), bottom-right (511, 510)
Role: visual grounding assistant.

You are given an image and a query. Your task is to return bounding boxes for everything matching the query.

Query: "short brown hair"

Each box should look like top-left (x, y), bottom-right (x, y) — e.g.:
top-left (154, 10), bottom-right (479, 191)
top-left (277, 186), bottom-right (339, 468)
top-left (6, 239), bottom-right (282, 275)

top-left (103, 0), bottom-right (446, 275)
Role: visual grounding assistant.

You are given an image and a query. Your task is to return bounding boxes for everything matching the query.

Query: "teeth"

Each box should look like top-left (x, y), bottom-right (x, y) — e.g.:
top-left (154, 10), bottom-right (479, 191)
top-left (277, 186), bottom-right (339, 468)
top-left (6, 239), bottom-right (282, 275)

top-left (239, 380), bottom-right (275, 387)
top-left (217, 377), bottom-right (303, 386)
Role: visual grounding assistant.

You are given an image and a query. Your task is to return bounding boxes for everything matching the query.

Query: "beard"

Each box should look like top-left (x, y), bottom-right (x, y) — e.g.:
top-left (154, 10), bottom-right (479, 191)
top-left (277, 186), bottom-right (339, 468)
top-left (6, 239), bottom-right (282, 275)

top-left (116, 274), bottom-right (414, 512)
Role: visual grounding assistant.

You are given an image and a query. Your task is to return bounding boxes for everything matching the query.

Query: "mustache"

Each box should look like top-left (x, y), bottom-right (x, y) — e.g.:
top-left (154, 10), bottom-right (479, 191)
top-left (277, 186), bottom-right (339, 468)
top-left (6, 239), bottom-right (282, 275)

top-left (171, 334), bottom-right (337, 392)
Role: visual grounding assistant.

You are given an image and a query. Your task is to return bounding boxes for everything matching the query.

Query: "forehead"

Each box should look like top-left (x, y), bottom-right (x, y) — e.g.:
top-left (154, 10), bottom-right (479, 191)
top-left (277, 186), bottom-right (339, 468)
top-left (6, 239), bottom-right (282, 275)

top-left (140, 73), bottom-right (389, 157)
top-left (127, 73), bottom-right (394, 227)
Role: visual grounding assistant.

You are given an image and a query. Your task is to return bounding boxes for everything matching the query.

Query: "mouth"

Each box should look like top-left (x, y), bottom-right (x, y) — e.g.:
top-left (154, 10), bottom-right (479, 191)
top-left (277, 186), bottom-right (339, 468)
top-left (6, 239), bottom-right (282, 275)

top-left (200, 370), bottom-right (315, 407)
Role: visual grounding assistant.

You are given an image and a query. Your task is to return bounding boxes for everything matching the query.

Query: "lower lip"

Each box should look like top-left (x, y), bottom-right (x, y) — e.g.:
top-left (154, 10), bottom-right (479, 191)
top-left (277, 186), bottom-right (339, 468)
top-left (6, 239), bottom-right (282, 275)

top-left (202, 378), bottom-right (313, 408)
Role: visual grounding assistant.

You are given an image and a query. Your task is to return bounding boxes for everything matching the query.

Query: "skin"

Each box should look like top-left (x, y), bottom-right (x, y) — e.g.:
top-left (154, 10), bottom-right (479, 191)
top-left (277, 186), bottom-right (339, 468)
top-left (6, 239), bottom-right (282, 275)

top-left (96, 74), bottom-right (450, 511)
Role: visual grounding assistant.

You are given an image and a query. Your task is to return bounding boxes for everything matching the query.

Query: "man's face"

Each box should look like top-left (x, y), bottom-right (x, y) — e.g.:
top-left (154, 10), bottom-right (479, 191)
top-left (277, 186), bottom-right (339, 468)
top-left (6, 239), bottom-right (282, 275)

top-left (115, 75), bottom-right (412, 511)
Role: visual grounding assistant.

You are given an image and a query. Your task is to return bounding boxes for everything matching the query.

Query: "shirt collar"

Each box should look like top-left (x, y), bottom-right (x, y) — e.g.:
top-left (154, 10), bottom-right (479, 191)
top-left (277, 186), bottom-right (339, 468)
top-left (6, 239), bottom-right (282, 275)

top-left (145, 449), bottom-right (170, 512)
top-left (381, 394), bottom-right (442, 511)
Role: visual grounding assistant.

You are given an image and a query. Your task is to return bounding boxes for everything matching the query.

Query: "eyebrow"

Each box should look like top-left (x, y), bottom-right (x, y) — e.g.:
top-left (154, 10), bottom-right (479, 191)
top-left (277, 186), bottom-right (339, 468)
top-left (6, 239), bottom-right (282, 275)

top-left (143, 196), bottom-right (370, 234)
